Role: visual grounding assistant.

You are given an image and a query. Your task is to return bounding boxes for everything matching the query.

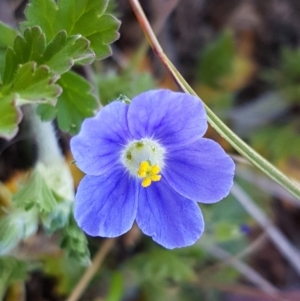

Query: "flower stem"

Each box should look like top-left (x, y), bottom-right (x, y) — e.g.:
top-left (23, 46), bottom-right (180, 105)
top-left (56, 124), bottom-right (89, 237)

top-left (129, 0), bottom-right (300, 201)
top-left (66, 239), bottom-right (115, 301)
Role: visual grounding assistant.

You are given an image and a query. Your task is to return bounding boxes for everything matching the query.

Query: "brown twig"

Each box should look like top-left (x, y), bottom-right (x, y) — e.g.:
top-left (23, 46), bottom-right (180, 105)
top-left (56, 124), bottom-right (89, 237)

top-left (66, 238), bottom-right (115, 301)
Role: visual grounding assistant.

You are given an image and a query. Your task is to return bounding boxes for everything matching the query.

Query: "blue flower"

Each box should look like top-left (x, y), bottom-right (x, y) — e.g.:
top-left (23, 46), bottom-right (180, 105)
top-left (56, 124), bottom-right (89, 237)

top-left (71, 89), bottom-right (235, 249)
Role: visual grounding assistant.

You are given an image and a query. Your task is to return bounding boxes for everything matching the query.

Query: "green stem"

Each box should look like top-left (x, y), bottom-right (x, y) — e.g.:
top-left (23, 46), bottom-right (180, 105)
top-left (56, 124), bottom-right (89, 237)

top-left (129, 0), bottom-right (300, 200)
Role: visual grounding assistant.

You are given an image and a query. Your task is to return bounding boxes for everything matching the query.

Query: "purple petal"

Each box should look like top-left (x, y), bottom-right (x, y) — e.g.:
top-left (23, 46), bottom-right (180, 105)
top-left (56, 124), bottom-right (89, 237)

top-left (163, 138), bottom-right (235, 203)
top-left (74, 166), bottom-right (138, 237)
top-left (127, 89), bottom-right (207, 147)
top-left (136, 177), bottom-right (204, 249)
top-left (71, 101), bottom-right (131, 176)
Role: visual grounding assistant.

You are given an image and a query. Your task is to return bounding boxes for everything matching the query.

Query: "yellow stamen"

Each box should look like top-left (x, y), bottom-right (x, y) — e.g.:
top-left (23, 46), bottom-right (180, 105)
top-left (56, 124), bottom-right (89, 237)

top-left (138, 161), bottom-right (150, 177)
top-left (142, 177), bottom-right (152, 187)
top-left (151, 164), bottom-right (160, 174)
top-left (151, 174), bottom-right (161, 182)
top-left (137, 160), bottom-right (162, 188)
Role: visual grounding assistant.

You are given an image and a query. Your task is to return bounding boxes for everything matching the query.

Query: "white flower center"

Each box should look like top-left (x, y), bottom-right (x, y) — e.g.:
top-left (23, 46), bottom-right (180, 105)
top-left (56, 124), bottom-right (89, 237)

top-left (121, 138), bottom-right (166, 187)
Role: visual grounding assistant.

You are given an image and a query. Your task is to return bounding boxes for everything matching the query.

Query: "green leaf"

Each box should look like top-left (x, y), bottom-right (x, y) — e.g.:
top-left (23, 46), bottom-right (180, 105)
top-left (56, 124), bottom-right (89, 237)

top-left (60, 213), bottom-right (90, 265)
top-left (0, 210), bottom-right (38, 255)
top-left (13, 171), bottom-right (59, 213)
top-left (12, 62), bottom-right (62, 104)
top-left (36, 103), bottom-right (57, 121)
top-left (53, 70), bottom-right (98, 134)
top-left (0, 21), bottom-right (18, 48)
top-left (21, 0), bottom-right (120, 60)
top-left (1, 26), bottom-right (46, 85)
top-left (97, 71), bottom-right (155, 106)
top-left (252, 126), bottom-right (300, 162)
top-left (41, 201), bottom-right (72, 234)
top-left (14, 26), bottom-right (47, 65)
top-left (1, 48), bottom-right (19, 86)
top-left (0, 94), bottom-right (22, 139)
top-left (198, 30), bottom-right (235, 88)
top-left (40, 31), bottom-right (95, 73)
top-left (43, 255), bottom-right (84, 295)
top-left (264, 48), bottom-right (300, 103)
top-left (1, 27), bottom-right (95, 85)
top-left (130, 249), bottom-right (195, 283)
top-left (0, 257), bottom-right (28, 299)
top-left (0, 49), bottom-right (6, 84)
top-left (0, 22), bottom-right (18, 81)
top-left (202, 266), bottom-right (239, 286)
top-left (21, 0), bottom-right (57, 37)
top-left (105, 272), bottom-right (124, 301)
top-left (215, 221), bottom-right (242, 242)
top-left (0, 214), bottom-right (23, 255)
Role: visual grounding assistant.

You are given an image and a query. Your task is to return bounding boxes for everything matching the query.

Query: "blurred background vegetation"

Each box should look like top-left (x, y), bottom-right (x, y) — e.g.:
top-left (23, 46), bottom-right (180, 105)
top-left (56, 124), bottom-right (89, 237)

top-left (1, 0), bottom-right (300, 300)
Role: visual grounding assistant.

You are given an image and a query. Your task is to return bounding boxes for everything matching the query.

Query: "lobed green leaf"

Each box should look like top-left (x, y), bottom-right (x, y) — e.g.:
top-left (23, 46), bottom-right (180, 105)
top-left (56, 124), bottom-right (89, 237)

top-left (1, 27), bottom-right (95, 85)
top-left (60, 213), bottom-right (90, 265)
top-left (41, 31), bottom-right (95, 73)
top-left (37, 70), bottom-right (98, 134)
top-left (21, 0), bottom-right (120, 60)
top-left (13, 62), bottom-right (62, 104)
top-left (13, 171), bottom-right (59, 213)
top-left (0, 22), bottom-right (18, 81)
top-left (0, 94), bottom-right (22, 140)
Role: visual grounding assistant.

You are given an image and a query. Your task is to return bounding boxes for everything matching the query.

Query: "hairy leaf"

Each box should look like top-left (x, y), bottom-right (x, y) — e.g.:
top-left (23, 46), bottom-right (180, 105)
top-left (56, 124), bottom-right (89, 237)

top-left (41, 201), bottom-right (72, 234)
top-left (0, 210), bottom-right (38, 255)
top-left (13, 171), bottom-right (59, 213)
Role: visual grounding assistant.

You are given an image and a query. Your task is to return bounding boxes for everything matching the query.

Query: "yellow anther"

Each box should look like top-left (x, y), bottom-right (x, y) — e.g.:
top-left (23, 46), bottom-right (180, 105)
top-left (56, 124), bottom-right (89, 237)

top-left (138, 161), bottom-right (150, 177)
top-left (151, 174), bottom-right (161, 182)
top-left (137, 161), bottom-right (162, 188)
top-left (151, 164), bottom-right (160, 174)
top-left (142, 177), bottom-right (152, 187)
top-left (140, 161), bottom-right (150, 171)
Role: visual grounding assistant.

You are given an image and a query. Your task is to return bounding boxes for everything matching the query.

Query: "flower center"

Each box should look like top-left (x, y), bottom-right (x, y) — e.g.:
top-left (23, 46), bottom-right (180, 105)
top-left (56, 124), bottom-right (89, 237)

top-left (121, 138), bottom-right (165, 187)
top-left (138, 161), bottom-right (161, 187)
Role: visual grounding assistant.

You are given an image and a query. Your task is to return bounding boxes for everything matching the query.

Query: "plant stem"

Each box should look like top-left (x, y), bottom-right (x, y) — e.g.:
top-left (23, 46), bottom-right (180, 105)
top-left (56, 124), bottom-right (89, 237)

top-left (129, 0), bottom-right (300, 201)
top-left (66, 239), bottom-right (115, 301)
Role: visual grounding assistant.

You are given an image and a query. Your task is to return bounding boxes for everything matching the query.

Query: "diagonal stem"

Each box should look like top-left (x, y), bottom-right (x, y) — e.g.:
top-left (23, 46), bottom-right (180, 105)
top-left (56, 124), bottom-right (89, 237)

top-left (129, 0), bottom-right (300, 201)
top-left (66, 238), bottom-right (115, 301)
